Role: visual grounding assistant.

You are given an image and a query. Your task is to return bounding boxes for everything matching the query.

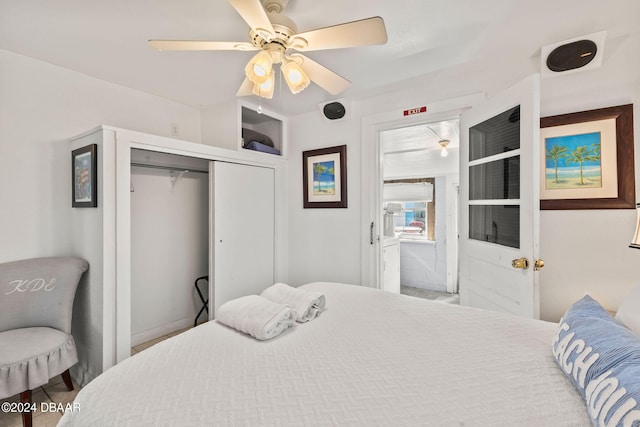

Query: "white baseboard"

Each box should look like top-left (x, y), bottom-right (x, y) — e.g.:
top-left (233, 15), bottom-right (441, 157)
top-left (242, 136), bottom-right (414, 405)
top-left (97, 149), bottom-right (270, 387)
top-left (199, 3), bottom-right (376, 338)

top-left (131, 317), bottom-right (194, 347)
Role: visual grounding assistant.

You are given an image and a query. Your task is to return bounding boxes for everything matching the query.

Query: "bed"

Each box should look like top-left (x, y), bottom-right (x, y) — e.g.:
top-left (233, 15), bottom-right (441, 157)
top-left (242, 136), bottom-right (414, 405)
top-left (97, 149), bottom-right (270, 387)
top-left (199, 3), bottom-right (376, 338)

top-left (59, 282), bottom-right (640, 426)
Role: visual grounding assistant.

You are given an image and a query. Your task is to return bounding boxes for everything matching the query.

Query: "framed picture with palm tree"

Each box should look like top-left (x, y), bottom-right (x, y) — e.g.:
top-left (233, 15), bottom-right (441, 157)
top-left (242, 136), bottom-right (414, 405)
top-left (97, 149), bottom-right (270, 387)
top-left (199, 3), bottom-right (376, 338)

top-left (540, 104), bottom-right (635, 210)
top-left (72, 143), bottom-right (98, 208)
top-left (302, 145), bottom-right (347, 208)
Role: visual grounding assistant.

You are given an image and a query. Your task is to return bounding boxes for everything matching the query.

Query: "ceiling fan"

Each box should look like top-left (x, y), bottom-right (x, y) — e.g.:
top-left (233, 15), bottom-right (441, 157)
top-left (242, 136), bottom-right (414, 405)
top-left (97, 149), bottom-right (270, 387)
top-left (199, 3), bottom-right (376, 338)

top-left (149, 0), bottom-right (388, 99)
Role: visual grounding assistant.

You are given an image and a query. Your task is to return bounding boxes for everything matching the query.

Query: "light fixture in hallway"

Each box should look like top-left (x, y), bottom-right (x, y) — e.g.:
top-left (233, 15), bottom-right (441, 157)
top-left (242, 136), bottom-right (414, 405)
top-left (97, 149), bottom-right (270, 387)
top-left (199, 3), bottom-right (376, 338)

top-left (439, 139), bottom-right (450, 157)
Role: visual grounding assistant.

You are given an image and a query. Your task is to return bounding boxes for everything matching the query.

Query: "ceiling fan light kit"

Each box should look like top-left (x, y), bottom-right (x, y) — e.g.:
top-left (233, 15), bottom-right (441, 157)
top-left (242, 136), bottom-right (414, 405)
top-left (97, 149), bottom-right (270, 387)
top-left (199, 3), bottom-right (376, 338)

top-left (281, 59), bottom-right (310, 94)
top-left (149, 0), bottom-right (387, 100)
top-left (252, 70), bottom-right (275, 99)
top-left (245, 51), bottom-right (274, 84)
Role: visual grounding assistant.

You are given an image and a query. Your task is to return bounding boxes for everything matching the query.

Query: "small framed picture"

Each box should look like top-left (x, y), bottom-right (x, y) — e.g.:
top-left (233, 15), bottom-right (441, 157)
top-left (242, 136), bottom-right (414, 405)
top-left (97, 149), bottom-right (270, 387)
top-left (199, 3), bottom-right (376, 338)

top-left (302, 145), bottom-right (347, 208)
top-left (72, 144), bottom-right (97, 208)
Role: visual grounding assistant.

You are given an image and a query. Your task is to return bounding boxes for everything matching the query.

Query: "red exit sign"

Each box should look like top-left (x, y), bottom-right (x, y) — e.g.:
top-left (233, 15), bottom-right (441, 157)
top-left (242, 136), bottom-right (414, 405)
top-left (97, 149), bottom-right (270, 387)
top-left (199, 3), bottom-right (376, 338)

top-left (403, 106), bottom-right (427, 116)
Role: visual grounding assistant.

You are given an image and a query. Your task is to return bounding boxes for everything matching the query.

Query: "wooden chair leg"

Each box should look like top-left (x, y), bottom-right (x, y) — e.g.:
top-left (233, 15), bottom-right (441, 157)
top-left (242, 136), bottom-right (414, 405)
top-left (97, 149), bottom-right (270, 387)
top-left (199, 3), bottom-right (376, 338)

top-left (20, 390), bottom-right (32, 427)
top-left (61, 369), bottom-right (74, 391)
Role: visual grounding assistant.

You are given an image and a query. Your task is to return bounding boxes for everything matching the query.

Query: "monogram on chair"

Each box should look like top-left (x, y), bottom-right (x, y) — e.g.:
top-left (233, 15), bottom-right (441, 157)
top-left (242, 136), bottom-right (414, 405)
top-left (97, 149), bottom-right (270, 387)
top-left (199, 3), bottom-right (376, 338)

top-left (3, 278), bottom-right (57, 295)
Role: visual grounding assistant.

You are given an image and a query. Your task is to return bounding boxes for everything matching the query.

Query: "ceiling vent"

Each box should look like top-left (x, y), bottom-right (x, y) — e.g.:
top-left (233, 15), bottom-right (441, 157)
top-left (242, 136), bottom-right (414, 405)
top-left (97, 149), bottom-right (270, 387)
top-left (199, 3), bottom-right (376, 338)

top-left (541, 31), bottom-right (606, 78)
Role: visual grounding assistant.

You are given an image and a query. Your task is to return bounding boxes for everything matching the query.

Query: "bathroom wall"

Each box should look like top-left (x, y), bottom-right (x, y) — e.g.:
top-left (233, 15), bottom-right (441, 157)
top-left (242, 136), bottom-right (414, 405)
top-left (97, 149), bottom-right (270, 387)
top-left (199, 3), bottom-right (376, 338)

top-left (398, 176), bottom-right (448, 291)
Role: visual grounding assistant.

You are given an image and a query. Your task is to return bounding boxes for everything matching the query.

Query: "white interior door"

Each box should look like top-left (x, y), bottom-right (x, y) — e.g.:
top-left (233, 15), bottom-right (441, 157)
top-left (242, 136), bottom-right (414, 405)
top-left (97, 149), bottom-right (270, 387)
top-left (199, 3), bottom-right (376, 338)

top-left (208, 161), bottom-right (275, 317)
top-left (459, 75), bottom-right (541, 318)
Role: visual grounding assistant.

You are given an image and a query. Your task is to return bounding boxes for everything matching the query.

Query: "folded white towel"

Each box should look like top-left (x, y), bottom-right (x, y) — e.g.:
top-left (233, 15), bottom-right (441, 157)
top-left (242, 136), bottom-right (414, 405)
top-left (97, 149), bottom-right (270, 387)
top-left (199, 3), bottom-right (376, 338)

top-left (261, 283), bottom-right (326, 323)
top-left (216, 295), bottom-right (296, 340)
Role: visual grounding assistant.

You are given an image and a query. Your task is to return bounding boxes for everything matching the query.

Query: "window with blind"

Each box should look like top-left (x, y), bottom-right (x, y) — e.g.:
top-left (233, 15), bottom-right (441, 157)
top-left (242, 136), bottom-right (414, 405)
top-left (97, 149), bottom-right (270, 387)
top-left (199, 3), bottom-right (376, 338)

top-left (384, 178), bottom-right (436, 241)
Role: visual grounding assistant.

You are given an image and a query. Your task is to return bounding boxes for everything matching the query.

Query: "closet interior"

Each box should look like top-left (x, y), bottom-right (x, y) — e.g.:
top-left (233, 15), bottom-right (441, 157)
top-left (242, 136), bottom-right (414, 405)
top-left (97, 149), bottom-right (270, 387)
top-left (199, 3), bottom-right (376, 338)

top-left (130, 149), bottom-right (210, 346)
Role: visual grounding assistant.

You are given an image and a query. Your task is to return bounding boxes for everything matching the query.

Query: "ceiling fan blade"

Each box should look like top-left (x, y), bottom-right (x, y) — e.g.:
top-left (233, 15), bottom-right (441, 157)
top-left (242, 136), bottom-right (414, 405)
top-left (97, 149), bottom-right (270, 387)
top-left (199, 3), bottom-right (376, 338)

top-left (228, 0), bottom-right (274, 40)
top-left (236, 77), bottom-right (254, 97)
top-left (149, 40), bottom-right (257, 51)
top-left (291, 17), bottom-right (387, 51)
top-left (293, 54), bottom-right (351, 95)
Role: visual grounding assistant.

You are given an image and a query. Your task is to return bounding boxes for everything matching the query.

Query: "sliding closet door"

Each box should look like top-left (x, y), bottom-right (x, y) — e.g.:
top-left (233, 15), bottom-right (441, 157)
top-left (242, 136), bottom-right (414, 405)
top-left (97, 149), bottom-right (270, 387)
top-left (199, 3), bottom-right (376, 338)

top-left (209, 161), bottom-right (275, 317)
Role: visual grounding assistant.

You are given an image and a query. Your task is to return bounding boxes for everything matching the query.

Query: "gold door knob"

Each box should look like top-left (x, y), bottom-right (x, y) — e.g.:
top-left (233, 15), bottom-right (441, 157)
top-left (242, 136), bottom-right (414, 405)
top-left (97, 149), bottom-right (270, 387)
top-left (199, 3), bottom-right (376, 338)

top-left (534, 259), bottom-right (545, 271)
top-left (511, 257), bottom-right (530, 269)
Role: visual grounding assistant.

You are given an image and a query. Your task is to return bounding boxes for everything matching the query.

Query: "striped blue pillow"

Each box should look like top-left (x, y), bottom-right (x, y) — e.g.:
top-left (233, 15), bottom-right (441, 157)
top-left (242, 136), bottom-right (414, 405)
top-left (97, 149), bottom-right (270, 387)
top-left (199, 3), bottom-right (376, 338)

top-left (553, 295), bottom-right (640, 426)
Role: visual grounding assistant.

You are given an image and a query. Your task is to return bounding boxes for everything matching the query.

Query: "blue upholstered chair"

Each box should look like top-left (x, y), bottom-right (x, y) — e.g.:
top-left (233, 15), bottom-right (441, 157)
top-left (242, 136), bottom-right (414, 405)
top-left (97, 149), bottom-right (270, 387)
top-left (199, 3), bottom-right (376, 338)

top-left (0, 257), bottom-right (88, 427)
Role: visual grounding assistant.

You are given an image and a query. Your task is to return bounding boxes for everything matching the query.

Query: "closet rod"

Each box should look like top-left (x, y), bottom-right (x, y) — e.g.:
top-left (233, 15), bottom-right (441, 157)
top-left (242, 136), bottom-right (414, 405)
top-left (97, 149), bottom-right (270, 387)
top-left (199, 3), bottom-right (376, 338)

top-left (131, 162), bottom-right (208, 174)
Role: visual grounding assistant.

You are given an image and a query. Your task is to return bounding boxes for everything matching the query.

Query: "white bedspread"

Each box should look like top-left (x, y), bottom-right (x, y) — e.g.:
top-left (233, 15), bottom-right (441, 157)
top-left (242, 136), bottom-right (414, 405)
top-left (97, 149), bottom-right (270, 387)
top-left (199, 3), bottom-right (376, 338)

top-left (59, 282), bottom-right (590, 426)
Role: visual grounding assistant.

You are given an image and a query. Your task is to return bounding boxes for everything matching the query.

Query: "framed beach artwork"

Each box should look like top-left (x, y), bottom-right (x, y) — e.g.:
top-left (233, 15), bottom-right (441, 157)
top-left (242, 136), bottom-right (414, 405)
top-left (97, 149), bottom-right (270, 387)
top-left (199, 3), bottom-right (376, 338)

top-left (71, 144), bottom-right (98, 208)
top-left (540, 104), bottom-right (635, 210)
top-left (302, 145), bottom-right (347, 208)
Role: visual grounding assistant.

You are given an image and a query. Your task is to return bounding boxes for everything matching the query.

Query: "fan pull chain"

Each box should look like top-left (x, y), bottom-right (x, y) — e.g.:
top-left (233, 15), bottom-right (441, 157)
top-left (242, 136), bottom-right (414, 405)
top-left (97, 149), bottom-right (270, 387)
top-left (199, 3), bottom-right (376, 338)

top-left (256, 83), bottom-right (263, 114)
top-left (278, 64), bottom-right (283, 99)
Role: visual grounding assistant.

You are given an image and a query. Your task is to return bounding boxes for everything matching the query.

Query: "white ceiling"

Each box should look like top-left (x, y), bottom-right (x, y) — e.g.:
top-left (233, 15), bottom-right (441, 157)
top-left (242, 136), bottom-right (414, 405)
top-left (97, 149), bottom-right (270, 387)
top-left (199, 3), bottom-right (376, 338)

top-left (382, 119), bottom-right (459, 154)
top-left (1, 0), bottom-right (637, 116)
top-left (381, 119), bottom-right (460, 179)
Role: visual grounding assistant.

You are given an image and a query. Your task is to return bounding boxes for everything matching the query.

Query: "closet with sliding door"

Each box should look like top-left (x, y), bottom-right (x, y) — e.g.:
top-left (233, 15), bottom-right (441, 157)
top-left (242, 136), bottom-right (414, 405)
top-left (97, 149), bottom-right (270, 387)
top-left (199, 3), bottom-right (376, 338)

top-left (129, 150), bottom-right (276, 347)
top-left (68, 123), bottom-right (285, 386)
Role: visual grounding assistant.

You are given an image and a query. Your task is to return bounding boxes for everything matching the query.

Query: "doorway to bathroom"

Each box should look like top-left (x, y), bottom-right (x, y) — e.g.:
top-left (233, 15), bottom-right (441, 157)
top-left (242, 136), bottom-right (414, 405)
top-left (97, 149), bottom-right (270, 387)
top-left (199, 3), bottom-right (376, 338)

top-left (380, 119), bottom-right (460, 301)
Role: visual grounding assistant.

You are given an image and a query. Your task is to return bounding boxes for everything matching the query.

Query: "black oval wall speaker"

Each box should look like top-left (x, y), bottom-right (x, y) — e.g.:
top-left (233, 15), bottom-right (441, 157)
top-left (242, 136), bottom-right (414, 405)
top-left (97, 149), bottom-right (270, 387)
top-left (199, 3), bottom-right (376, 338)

top-left (323, 102), bottom-right (346, 120)
top-left (546, 39), bottom-right (597, 72)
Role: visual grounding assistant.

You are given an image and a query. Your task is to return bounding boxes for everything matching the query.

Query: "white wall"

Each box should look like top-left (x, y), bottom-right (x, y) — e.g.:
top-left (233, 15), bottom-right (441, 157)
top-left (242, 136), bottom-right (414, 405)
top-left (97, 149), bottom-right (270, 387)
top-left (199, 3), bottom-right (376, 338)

top-left (130, 166), bottom-right (208, 345)
top-left (400, 241), bottom-right (444, 291)
top-left (287, 30), bottom-right (640, 322)
top-left (201, 101), bottom-right (237, 151)
top-left (398, 177), bottom-right (448, 292)
top-left (287, 112), bottom-right (361, 285)
top-left (0, 49), bottom-right (202, 263)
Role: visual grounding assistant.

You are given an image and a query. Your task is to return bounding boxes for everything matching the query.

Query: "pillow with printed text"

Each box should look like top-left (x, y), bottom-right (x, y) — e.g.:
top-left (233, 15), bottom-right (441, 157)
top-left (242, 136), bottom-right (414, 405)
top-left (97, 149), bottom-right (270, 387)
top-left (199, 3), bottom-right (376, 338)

top-left (552, 295), bottom-right (640, 426)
